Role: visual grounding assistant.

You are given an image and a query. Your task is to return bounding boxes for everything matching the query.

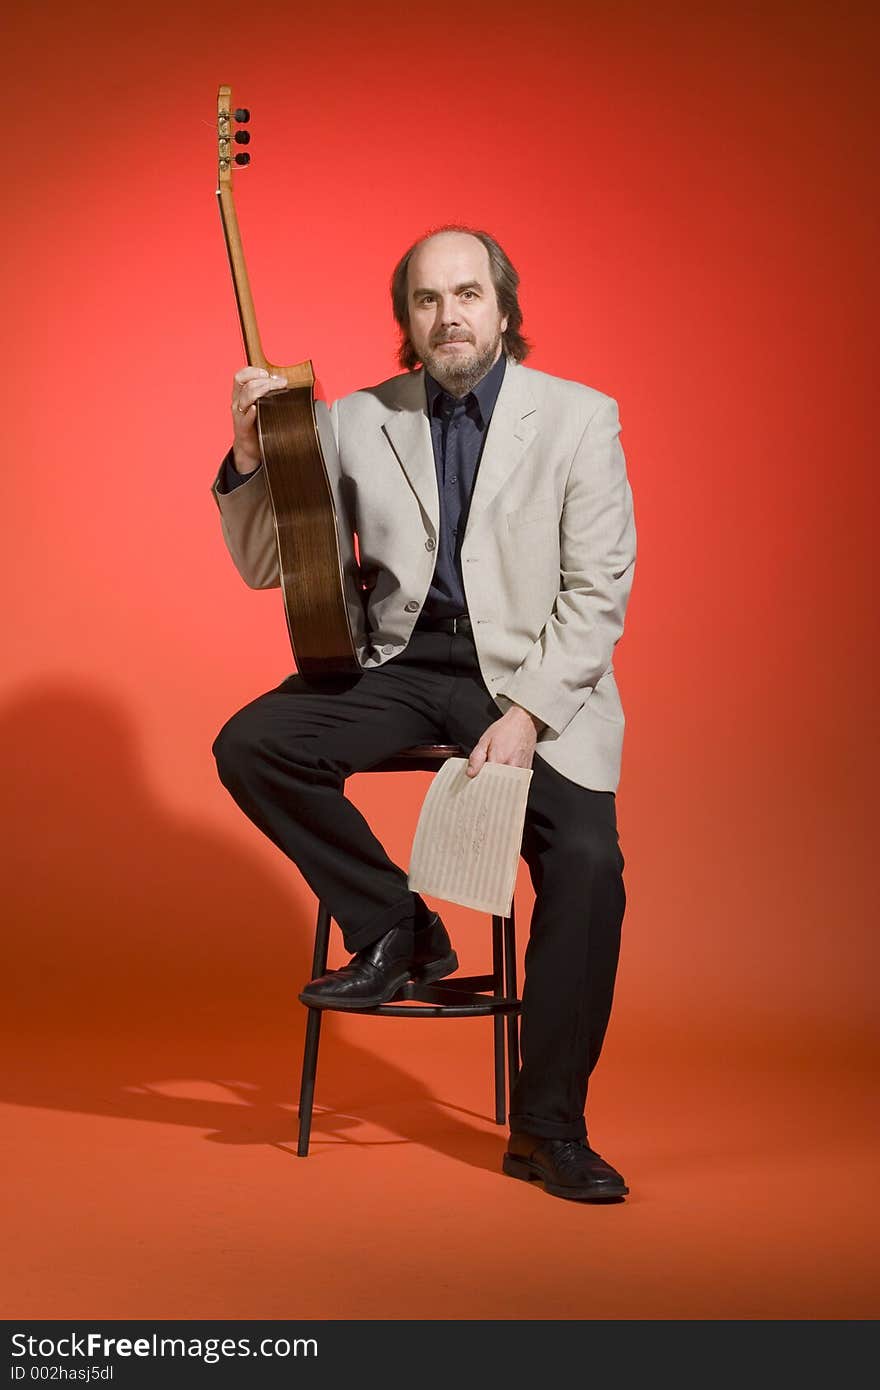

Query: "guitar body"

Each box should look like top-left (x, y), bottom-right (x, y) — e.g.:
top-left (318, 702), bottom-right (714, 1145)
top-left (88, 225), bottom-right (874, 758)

top-left (256, 382), bottom-right (365, 681)
top-left (216, 85), bottom-right (364, 683)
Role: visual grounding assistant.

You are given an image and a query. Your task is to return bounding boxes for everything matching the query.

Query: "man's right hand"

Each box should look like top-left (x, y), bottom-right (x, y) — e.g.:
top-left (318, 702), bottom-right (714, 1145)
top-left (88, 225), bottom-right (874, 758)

top-left (231, 366), bottom-right (288, 474)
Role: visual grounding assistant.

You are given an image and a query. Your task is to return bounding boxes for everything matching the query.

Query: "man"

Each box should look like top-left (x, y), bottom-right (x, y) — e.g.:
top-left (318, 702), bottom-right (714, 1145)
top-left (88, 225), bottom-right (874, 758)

top-left (211, 226), bottom-right (637, 1202)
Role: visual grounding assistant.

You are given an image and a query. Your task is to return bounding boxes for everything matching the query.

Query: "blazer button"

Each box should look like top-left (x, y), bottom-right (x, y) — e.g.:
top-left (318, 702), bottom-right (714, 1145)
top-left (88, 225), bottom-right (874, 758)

top-left (425, 538), bottom-right (436, 551)
top-left (382, 645), bottom-right (395, 655)
top-left (404, 601), bottom-right (419, 613)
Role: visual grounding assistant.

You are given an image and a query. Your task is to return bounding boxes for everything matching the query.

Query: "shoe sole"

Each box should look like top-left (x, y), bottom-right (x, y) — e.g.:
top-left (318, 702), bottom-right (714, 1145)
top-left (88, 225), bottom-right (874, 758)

top-left (412, 950), bottom-right (459, 984)
top-left (502, 1153), bottom-right (629, 1202)
top-left (298, 966), bottom-right (413, 1011)
top-left (298, 951), bottom-right (459, 1010)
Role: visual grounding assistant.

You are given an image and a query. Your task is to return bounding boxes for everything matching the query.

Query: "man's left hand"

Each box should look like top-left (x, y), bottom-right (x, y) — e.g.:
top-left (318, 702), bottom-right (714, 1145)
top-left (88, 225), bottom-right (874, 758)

top-left (466, 706), bottom-right (545, 778)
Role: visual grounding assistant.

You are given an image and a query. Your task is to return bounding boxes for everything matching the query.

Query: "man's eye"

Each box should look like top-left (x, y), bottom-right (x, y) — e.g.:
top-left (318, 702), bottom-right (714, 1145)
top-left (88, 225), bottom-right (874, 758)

top-left (461, 291), bottom-right (476, 300)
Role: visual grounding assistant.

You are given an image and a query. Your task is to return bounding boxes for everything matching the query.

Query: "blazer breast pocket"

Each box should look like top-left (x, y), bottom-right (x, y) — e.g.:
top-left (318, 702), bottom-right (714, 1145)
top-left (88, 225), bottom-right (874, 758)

top-left (506, 500), bottom-right (559, 531)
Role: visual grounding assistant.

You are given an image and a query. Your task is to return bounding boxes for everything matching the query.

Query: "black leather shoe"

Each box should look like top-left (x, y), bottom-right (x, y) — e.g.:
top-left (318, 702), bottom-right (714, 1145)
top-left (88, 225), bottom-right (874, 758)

top-left (411, 911), bottom-right (458, 983)
top-left (503, 1132), bottom-right (629, 1201)
top-left (298, 925), bottom-right (415, 1010)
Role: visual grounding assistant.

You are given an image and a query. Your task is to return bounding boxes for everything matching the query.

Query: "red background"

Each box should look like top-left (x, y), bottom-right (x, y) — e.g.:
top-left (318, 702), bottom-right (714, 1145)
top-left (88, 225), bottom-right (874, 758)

top-left (3, 0), bottom-right (877, 1319)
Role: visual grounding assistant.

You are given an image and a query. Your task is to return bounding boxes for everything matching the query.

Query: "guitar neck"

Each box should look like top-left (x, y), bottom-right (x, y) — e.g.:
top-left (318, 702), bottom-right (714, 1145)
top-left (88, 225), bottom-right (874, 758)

top-left (216, 184), bottom-right (268, 371)
top-left (216, 87), bottom-right (314, 389)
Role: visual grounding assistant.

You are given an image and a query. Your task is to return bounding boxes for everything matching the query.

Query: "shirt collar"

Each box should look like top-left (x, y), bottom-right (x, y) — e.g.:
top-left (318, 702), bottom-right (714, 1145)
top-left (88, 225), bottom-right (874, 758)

top-left (425, 350), bottom-right (507, 427)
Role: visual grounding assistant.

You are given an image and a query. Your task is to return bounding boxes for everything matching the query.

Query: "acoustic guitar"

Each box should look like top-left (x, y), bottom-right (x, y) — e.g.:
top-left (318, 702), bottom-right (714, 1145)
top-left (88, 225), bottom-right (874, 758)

top-left (215, 84), bottom-right (364, 681)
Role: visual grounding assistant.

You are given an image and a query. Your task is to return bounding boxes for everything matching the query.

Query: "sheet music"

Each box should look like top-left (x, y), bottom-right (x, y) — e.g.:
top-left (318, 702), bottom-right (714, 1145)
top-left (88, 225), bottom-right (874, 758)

top-left (407, 758), bottom-right (533, 916)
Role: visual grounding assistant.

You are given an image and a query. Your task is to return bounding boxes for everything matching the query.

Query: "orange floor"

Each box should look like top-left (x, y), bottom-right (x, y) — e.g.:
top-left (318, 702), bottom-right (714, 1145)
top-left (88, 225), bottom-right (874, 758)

top-left (4, 1007), bottom-right (876, 1321)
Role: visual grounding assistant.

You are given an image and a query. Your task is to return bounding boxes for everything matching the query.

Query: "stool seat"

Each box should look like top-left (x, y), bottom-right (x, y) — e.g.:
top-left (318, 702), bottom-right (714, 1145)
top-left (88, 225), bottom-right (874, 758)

top-left (366, 742), bottom-right (465, 773)
top-left (296, 743), bottom-right (521, 1155)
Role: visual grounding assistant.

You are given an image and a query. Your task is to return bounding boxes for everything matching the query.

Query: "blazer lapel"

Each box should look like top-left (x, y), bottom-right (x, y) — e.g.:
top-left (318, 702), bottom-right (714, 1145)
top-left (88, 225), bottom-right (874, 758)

top-left (380, 359), bottom-right (538, 540)
top-left (465, 360), bottom-right (538, 532)
top-left (381, 370), bottom-right (439, 537)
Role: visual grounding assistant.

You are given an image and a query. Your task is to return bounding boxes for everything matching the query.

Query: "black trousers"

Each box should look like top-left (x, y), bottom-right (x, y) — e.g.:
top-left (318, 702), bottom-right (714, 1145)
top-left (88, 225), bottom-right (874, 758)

top-left (212, 627), bottom-right (626, 1141)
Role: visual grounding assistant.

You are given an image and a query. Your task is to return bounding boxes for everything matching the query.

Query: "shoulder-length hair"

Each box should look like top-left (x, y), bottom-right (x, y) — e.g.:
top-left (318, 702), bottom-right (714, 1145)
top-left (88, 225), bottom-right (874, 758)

top-left (390, 225), bottom-right (532, 371)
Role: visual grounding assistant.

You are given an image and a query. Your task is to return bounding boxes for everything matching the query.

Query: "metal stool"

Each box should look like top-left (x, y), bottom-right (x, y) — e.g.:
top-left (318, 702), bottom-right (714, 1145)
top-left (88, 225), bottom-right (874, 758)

top-left (296, 743), bottom-right (521, 1156)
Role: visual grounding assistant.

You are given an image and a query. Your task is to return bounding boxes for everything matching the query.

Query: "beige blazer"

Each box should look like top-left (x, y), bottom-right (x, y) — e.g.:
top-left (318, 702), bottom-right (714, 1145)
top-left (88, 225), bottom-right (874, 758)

top-left (211, 359), bottom-right (637, 791)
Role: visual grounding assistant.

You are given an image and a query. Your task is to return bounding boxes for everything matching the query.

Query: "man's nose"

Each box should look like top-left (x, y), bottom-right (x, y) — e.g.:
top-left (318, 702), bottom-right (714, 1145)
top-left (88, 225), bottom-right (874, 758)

top-left (438, 296), bottom-right (461, 324)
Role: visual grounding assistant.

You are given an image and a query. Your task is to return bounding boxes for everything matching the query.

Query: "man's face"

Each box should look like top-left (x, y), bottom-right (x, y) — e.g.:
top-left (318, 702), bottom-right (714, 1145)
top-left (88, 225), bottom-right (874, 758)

top-left (406, 232), bottom-right (509, 396)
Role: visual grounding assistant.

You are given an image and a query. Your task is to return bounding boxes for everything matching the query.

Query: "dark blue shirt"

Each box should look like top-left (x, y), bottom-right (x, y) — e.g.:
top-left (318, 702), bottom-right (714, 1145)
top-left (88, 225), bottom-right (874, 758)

top-left (217, 351), bottom-right (507, 622)
top-left (421, 349), bottom-right (506, 620)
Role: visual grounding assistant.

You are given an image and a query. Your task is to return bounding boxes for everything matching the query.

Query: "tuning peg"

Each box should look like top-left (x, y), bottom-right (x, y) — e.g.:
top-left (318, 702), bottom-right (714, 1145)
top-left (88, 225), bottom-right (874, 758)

top-left (234, 152), bottom-right (251, 166)
top-left (234, 108), bottom-right (250, 123)
top-left (234, 130), bottom-right (250, 145)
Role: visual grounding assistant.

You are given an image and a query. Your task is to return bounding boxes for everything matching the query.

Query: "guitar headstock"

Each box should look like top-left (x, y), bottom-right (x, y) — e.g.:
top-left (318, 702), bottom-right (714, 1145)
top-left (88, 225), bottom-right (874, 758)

top-left (217, 84), bottom-right (251, 188)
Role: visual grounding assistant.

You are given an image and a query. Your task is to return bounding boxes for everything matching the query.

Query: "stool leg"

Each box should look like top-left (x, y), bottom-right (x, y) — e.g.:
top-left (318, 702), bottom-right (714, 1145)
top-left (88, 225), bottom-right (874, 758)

top-left (503, 908), bottom-right (520, 1111)
top-left (297, 902), bottom-right (332, 1157)
top-left (491, 915), bottom-right (506, 1125)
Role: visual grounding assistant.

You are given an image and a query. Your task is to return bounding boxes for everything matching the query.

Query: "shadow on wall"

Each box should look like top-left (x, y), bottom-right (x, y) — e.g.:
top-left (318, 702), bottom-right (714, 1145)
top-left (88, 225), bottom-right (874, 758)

top-left (0, 681), bottom-right (502, 1170)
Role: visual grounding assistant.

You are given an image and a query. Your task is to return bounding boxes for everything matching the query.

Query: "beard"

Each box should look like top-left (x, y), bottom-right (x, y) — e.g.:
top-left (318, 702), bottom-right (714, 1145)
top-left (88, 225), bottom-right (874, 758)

top-left (420, 330), bottom-right (504, 397)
